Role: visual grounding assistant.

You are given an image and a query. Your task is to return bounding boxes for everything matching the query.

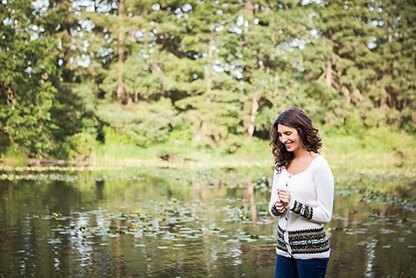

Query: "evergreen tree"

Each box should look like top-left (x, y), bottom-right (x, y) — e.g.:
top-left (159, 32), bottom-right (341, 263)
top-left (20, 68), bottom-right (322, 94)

top-left (1, 0), bottom-right (414, 157)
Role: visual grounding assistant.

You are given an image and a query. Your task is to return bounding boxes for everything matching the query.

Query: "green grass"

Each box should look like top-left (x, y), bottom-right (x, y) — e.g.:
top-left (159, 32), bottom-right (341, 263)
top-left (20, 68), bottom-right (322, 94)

top-left (93, 127), bottom-right (416, 174)
top-left (2, 127), bottom-right (415, 173)
top-left (323, 127), bottom-right (416, 173)
top-left (1, 147), bottom-right (29, 166)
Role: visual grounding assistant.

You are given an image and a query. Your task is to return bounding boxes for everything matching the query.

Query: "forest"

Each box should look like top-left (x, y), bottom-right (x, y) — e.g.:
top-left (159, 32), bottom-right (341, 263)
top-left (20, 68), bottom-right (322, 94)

top-left (0, 0), bottom-right (415, 161)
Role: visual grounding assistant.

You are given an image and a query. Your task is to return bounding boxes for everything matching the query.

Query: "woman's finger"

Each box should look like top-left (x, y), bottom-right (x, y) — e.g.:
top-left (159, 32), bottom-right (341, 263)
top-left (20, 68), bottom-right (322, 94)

top-left (276, 201), bottom-right (286, 213)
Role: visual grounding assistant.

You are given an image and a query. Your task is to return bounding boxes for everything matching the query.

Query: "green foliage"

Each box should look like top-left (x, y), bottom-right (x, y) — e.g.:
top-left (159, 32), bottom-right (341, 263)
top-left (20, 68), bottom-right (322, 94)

top-left (399, 108), bottom-right (416, 132)
top-left (102, 126), bottom-right (135, 146)
top-left (0, 0), bottom-right (61, 157)
top-left (324, 126), bottom-right (416, 172)
top-left (0, 0), bottom-right (415, 161)
top-left (2, 147), bottom-right (29, 166)
top-left (165, 125), bottom-right (193, 143)
top-left (97, 99), bottom-right (180, 147)
top-left (65, 132), bottom-right (97, 159)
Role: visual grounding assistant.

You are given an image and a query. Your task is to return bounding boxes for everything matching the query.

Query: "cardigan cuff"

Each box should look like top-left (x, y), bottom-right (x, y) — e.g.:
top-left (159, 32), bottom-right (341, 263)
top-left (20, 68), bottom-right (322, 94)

top-left (290, 200), bottom-right (313, 220)
top-left (286, 199), bottom-right (295, 210)
top-left (271, 203), bottom-right (282, 216)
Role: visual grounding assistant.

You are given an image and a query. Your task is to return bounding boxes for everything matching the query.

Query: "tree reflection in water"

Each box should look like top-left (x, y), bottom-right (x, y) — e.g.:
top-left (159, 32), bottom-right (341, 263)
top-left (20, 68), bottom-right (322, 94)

top-left (0, 169), bottom-right (414, 277)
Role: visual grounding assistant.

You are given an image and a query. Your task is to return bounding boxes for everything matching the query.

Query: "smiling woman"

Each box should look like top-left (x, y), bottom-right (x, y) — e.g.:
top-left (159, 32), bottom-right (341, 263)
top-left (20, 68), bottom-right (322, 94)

top-left (270, 108), bottom-right (323, 169)
top-left (269, 107), bottom-right (334, 278)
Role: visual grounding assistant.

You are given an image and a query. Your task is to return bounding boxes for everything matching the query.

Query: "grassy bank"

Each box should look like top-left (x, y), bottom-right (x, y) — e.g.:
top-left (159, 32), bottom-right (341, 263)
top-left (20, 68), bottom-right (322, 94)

top-left (94, 127), bottom-right (416, 171)
top-left (2, 127), bottom-right (416, 173)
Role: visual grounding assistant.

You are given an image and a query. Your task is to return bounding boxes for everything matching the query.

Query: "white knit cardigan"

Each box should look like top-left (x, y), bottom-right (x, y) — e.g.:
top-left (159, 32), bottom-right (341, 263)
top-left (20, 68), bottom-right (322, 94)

top-left (269, 154), bottom-right (334, 259)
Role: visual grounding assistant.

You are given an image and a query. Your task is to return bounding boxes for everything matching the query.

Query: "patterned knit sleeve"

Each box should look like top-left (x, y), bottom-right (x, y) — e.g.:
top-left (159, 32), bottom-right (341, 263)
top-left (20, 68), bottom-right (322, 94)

top-left (289, 158), bottom-right (334, 224)
top-left (289, 200), bottom-right (313, 219)
top-left (269, 168), bottom-right (283, 217)
top-left (270, 203), bottom-right (282, 216)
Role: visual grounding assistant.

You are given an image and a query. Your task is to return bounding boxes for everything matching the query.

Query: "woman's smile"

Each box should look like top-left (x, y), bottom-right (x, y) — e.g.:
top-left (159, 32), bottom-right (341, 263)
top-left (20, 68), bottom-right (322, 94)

top-left (277, 124), bottom-right (301, 153)
top-left (285, 141), bottom-right (294, 150)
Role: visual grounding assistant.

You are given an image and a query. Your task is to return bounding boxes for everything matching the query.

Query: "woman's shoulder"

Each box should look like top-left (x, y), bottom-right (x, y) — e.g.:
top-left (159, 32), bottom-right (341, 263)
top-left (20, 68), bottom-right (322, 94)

top-left (313, 154), bottom-right (332, 171)
top-left (311, 154), bottom-right (334, 184)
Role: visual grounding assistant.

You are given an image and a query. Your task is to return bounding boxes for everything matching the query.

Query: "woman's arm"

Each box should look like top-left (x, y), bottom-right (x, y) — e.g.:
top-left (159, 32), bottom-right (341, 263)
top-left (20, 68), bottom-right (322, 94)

top-left (287, 161), bottom-right (334, 224)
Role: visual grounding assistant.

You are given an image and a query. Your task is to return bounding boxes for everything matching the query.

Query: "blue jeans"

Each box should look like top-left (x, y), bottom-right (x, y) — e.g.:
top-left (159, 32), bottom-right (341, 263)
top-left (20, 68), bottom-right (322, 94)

top-left (275, 255), bottom-right (329, 278)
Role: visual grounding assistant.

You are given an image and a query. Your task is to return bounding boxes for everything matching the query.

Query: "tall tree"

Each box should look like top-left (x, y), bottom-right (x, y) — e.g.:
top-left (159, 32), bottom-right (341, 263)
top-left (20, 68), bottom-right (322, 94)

top-left (308, 0), bottom-right (415, 128)
top-left (0, 0), bottom-right (61, 156)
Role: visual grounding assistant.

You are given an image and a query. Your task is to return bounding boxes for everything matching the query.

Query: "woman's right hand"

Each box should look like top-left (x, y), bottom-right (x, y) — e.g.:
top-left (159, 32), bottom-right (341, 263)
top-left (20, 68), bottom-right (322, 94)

top-left (275, 200), bottom-right (286, 213)
top-left (278, 188), bottom-right (291, 208)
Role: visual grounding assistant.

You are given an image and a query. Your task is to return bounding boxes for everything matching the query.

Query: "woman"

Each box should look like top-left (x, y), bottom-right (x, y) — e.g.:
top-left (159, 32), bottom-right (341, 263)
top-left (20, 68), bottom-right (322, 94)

top-left (269, 107), bottom-right (334, 278)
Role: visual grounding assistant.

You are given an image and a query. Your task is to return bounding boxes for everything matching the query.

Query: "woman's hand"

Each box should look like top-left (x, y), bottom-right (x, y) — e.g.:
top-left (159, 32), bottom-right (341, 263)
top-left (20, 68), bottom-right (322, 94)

top-left (278, 188), bottom-right (291, 208)
top-left (275, 200), bottom-right (287, 213)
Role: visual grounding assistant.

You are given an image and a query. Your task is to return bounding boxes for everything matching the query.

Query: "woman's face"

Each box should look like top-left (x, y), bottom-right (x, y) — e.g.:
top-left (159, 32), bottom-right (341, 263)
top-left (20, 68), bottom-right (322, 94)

top-left (277, 124), bottom-right (302, 153)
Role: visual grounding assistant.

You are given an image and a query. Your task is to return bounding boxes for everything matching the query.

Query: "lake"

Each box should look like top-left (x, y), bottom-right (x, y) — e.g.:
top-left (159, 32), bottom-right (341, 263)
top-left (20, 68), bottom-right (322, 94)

top-left (0, 166), bottom-right (415, 277)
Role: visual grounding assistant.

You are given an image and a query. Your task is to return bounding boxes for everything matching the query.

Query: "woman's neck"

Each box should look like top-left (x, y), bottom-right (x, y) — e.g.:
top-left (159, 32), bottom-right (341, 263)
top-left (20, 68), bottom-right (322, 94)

top-left (293, 148), bottom-right (311, 159)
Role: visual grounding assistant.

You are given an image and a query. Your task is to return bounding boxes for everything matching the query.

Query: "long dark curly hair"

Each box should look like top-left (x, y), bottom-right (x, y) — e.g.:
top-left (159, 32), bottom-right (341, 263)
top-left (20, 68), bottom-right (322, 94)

top-left (270, 107), bottom-right (322, 170)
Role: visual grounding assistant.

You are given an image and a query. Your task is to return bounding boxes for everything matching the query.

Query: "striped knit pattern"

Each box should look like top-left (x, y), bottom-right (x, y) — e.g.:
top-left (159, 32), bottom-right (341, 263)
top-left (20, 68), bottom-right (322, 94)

top-left (290, 200), bottom-right (313, 220)
top-left (277, 226), bottom-right (330, 254)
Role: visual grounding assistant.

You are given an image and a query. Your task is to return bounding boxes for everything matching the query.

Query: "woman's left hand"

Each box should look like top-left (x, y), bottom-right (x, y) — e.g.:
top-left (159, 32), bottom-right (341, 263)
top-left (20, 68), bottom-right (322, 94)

top-left (278, 188), bottom-right (291, 208)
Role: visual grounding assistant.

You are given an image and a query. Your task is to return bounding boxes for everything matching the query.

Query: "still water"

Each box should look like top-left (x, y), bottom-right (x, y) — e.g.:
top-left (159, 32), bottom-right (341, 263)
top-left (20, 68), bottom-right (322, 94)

top-left (0, 167), bottom-right (415, 277)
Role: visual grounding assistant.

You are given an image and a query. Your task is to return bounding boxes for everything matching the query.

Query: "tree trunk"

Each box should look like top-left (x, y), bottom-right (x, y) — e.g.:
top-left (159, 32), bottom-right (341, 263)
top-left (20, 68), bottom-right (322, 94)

top-left (6, 87), bottom-right (15, 105)
top-left (245, 0), bottom-right (258, 138)
top-left (341, 86), bottom-right (351, 103)
top-left (116, 0), bottom-right (127, 104)
top-left (247, 92), bottom-right (259, 137)
top-left (116, 74), bottom-right (124, 103)
top-left (380, 74), bottom-right (388, 107)
top-left (204, 34), bottom-right (213, 95)
top-left (325, 60), bottom-right (333, 88)
top-left (245, 0), bottom-right (254, 10)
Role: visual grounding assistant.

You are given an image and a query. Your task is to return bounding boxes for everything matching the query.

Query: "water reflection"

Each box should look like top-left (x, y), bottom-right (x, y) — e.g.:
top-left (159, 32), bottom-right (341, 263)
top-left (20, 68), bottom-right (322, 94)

top-left (243, 183), bottom-right (257, 224)
top-left (0, 168), bottom-right (415, 277)
top-left (364, 238), bottom-right (377, 278)
top-left (95, 180), bottom-right (105, 201)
